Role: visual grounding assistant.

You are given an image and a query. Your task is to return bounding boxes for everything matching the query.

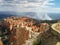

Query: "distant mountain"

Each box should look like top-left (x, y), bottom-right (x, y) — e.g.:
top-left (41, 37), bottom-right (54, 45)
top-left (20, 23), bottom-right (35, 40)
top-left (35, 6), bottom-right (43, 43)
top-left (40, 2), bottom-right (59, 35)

top-left (0, 11), bottom-right (16, 19)
top-left (48, 13), bottom-right (60, 20)
top-left (0, 11), bottom-right (60, 20)
top-left (14, 12), bottom-right (51, 20)
top-left (16, 12), bottom-right (60, 20)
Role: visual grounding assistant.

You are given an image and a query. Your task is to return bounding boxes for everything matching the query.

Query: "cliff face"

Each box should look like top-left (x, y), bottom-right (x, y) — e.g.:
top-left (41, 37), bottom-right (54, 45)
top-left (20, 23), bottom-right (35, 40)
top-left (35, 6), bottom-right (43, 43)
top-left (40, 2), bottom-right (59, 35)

top-left (0, 16), bottom-right (50, 45)
top-left (0, 16), bottom-right (57, 45)
top-left (3, 16), bottom-right (49, 32)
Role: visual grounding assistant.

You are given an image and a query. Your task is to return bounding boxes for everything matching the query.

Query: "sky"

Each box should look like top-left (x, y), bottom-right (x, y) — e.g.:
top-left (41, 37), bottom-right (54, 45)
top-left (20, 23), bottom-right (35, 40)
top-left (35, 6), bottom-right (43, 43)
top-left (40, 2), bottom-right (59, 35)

top-left (54, 0), bottom-right (60, 8)
top-left (0, 0), bottom-right (60, 13)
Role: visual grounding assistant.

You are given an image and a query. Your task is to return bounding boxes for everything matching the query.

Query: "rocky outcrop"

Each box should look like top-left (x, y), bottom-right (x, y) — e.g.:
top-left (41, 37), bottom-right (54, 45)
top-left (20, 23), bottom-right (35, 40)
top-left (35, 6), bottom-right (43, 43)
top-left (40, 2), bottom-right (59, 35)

top-left (0, 16), bottom-right (50, 45)
top-left (0, 16), bottom-right (60, 45)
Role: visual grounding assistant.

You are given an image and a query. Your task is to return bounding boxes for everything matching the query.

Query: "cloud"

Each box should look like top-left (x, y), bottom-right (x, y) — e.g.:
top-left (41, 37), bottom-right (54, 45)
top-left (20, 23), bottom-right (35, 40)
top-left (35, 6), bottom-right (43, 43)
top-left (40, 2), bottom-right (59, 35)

top-left (0, 0), bottom-right (60, 13)
top-left (47, 8), bottom-right (60, 13)
top-left (0, 0), bottom-right (54, 7)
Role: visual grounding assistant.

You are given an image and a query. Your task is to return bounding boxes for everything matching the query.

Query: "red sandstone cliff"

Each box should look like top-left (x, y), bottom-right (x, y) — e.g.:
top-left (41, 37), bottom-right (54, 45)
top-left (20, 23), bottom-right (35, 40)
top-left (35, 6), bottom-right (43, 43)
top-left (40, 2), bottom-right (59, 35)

top-left (1, 16), bottom-right (49, 45)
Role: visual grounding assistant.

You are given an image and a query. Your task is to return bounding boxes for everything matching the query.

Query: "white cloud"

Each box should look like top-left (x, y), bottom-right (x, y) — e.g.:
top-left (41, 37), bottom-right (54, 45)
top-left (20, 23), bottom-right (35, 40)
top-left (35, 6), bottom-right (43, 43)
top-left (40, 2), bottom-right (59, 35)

top-left (0, 0), bottom-right (60, 13)
top-left (0, 0), bottom-right (2, 2)
top-left (12, 0), bottom-right (55, 12)
top-left (47, 8), bottom-right (60, 13)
